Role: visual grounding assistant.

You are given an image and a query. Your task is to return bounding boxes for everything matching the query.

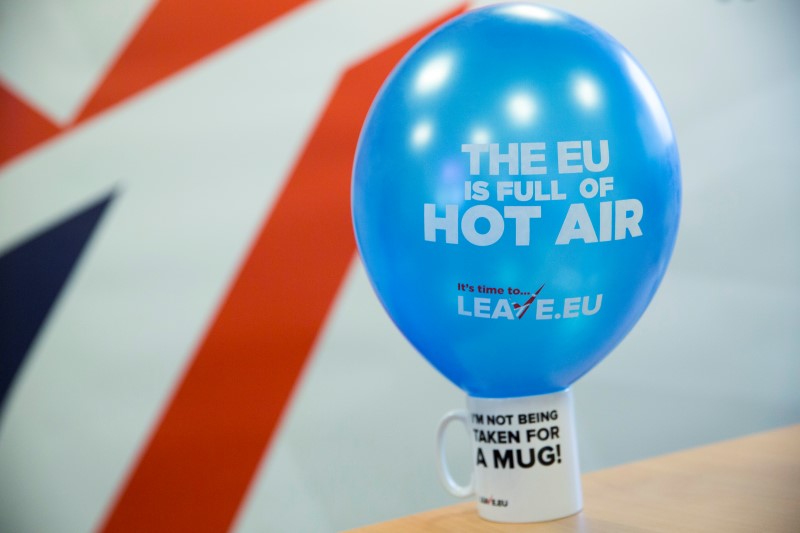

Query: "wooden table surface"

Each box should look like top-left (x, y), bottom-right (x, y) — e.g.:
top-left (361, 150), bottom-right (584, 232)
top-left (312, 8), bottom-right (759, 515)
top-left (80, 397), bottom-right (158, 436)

top-left (350, 424), bottom-right (800, 532)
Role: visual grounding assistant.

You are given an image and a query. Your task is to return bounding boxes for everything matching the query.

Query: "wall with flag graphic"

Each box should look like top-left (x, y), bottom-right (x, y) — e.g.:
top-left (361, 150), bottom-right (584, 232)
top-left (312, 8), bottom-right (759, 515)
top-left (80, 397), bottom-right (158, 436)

top-left (1, 0), bottom-right (798, 531)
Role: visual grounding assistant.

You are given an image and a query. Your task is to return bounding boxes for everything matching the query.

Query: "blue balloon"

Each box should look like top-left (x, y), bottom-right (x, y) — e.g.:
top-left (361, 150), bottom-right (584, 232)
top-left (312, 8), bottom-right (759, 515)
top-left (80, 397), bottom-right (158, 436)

top-left (352, 4), bottom-right (680, 398)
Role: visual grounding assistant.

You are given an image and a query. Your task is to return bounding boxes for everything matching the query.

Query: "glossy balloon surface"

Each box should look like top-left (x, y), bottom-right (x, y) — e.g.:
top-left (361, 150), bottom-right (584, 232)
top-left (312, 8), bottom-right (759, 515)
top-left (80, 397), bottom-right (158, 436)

top-left (352, 4), bottom-right (680, 398)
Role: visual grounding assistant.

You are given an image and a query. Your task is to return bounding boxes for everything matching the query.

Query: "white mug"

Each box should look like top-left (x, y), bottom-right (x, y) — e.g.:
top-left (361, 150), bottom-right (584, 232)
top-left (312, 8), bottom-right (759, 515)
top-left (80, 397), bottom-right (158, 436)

top-left (436, 388), bottom-right (582, 522)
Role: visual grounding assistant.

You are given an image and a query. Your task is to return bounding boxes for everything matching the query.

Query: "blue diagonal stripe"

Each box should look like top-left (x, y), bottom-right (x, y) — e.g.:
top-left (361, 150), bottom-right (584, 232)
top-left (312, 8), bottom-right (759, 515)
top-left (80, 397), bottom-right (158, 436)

top-left (0, 194), bottom-right (114, 410)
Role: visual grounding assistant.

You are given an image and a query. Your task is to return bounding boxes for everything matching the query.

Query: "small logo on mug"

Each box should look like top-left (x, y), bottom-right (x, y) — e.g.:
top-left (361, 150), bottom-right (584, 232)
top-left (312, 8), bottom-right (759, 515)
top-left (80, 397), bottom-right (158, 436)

top-left (479, 495), bottom-right (509, 507)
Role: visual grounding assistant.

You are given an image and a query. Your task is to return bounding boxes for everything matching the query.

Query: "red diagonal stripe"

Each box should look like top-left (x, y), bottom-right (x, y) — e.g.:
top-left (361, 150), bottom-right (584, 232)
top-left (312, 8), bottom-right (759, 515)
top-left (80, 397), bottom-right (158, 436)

top-left (1, 0), bottom-right (312, 169)
top-left (0, 83), bottom-right (61, 167)
top-left (75, 0), bottom-right (313, 123)
top-left (98, 6), bottom-right (466, 533)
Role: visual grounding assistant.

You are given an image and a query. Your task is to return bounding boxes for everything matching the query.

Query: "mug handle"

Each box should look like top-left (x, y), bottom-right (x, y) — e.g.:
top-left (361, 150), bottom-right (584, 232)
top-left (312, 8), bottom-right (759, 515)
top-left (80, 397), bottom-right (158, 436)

top-left (435, 409), bottom-right (474, 497)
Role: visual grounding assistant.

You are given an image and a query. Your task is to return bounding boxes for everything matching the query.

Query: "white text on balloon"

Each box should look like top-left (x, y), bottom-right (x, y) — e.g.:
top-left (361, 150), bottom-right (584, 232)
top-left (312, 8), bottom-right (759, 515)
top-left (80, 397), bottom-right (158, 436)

top-left (457, 294), bottom-right (602, 320)
top-left (461, 140), bottom-right (609, 176)
top-left (424, 200), bottom-right (643, 246)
